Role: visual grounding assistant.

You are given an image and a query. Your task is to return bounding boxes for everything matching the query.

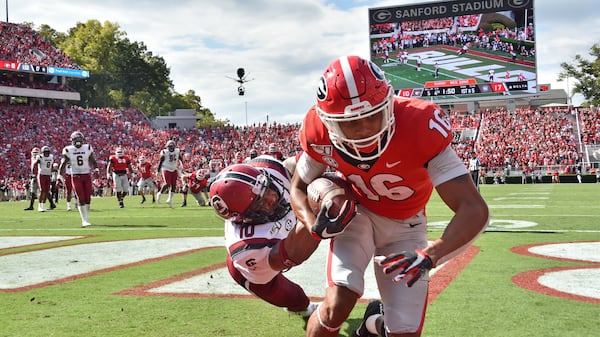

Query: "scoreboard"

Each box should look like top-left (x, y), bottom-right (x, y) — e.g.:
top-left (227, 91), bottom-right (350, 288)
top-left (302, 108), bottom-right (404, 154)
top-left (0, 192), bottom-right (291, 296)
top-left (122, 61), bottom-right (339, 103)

top-left (397, 78), bottom-right (530, 98)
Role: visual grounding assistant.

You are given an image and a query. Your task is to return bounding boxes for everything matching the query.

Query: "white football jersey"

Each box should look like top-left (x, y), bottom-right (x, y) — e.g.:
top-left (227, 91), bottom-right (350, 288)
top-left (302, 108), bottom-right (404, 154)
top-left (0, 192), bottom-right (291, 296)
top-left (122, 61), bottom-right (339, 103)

top-left (223, 157), bottom-right (294, 284)
top-left (62, 144), bottom-right (94, 174)
top-left (160, 148), bottom-right (180, 171)
top-left (37, 154), bottom-right (54, 176)
top-left (224, 210), bottom-right (297, 284)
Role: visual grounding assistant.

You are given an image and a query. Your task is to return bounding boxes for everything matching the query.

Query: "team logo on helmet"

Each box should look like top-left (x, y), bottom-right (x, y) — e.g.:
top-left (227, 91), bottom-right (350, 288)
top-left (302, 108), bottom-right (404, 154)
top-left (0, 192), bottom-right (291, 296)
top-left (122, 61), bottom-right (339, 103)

top-left (368, 61), bottom-right (386, 81)
top-left (210, 195), bottom-right (230, 218)
top-left (316, 76), bottom-right (327, 101)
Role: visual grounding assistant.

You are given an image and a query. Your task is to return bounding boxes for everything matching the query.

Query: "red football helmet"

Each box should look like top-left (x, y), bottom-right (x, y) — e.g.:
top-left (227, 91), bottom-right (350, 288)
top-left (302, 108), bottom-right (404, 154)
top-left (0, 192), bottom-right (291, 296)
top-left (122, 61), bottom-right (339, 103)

top-left (316, 55), bottom-right (395, 161)
top-left (31, 147), bottom-right (41, 156)
top-left (70, 131), bottom-right (84, 148)
top-left (209, 164), bottom-right (289, 225)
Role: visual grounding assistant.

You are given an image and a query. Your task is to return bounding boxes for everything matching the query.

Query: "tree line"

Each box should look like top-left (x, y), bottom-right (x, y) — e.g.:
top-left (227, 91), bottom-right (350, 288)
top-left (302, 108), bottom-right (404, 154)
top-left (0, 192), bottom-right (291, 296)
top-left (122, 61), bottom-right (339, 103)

top-left (26, 20), bottom-right (226, 127)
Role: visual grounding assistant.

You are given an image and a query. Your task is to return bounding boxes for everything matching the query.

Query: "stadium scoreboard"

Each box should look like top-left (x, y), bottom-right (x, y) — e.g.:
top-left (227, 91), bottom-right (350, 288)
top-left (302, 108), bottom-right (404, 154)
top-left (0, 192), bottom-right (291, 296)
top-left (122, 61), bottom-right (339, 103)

top-left (398, 78), bottom-right (530, 98)
top-left (369, 0), bottom-right (538, 100)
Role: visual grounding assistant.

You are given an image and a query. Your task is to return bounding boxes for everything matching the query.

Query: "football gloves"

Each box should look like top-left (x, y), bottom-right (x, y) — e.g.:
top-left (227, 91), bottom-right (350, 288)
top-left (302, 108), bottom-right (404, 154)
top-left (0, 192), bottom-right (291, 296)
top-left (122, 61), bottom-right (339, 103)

top-left (376, 249), bottom-right (433, 287)
top-left (311, 198), bottom-right (357, 240)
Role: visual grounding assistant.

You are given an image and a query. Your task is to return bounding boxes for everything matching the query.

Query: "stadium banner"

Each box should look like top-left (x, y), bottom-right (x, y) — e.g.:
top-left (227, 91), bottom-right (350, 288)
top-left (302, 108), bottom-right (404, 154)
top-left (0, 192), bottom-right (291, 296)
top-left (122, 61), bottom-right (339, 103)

top-left (369, 0), bottom-right (538, 100)
top-left (47, 67), bottom-right (90, 78)
top-left (0, 60), bottom-right (19, 71)
top-left (18, 64), bottom-right (48, 74)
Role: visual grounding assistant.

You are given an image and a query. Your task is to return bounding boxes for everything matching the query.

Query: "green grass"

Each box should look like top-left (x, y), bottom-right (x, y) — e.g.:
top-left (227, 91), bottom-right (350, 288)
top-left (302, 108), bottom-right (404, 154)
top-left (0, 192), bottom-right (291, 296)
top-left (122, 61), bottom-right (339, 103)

top-left (1, 183), bottom-right (599, 337)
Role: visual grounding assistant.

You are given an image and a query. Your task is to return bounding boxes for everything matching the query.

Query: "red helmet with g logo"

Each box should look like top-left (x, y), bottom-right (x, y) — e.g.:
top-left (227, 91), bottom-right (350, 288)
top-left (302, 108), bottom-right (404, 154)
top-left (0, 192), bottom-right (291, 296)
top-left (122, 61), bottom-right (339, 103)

top-left (316, 55), bottom-right (395, 161)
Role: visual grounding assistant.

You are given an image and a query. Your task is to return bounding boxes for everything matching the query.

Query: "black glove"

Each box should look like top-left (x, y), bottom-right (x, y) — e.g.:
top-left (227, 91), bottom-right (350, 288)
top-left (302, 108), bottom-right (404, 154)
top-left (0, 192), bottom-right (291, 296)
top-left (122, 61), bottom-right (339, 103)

top-left (376, 249), bottom-right (433, 287)
top-left (311, 199), bottom-right (357, 240)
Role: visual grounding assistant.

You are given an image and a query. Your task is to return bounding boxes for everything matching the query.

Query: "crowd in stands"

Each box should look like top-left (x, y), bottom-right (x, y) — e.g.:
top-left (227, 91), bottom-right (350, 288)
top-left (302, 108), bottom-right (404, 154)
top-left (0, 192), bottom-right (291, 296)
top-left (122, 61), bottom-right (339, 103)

top-left (475, 107), bottom-right (582, 178)
top-left (0, 22), bottom-right (81, 69)
top-left (0, 103), bottom-right (302, 201)
top-left (0, 72), bottom-right (73, 92)
top-left (3, 101), bottom-right (600, 201)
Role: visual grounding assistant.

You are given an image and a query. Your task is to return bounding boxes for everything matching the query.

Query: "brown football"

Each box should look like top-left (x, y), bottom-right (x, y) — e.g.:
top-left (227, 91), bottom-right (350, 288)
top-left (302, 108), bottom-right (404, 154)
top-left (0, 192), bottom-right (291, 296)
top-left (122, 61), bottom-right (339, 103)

top-left (306, 173), bottom-right (355, 216)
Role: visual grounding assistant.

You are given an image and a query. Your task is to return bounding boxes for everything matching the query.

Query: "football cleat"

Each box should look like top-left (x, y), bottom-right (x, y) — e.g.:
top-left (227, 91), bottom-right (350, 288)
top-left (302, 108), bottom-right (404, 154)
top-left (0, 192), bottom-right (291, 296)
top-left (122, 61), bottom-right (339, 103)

top-left (354, 300), bottom-right (384, 337)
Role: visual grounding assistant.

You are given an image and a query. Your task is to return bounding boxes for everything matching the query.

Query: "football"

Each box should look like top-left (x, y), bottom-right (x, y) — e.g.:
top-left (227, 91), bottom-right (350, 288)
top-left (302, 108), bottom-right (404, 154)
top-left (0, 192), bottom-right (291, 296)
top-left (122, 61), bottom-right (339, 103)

top-left (306, 173), bottom-right (355, 215)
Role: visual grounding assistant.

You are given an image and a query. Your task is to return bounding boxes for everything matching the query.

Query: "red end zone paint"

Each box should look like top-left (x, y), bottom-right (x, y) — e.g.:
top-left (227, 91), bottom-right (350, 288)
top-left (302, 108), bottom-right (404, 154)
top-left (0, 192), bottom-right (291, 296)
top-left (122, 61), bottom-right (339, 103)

top-left (511, 241), bottom-right (600, 304)
top-left (118, 246), bottom-right (481, 305)
top-left (512, 266), bottom-right (600, 304)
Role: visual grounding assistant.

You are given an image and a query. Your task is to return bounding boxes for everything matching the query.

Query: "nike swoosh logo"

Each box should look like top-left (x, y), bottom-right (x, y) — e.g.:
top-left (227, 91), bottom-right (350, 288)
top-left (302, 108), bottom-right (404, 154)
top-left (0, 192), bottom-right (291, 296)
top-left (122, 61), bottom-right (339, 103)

top-left (409, 223), bottom-right (420, 228)
top-left (386, 160), bottom-right (402, 168)
top-left (320, 227), bottom-right (338, 239)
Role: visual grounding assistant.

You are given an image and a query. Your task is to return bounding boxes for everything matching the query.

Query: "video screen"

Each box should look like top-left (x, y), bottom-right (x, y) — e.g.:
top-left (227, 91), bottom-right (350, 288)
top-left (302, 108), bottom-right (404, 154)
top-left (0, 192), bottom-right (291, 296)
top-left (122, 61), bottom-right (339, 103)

top-left (368, 0), bottom-right (536, 100)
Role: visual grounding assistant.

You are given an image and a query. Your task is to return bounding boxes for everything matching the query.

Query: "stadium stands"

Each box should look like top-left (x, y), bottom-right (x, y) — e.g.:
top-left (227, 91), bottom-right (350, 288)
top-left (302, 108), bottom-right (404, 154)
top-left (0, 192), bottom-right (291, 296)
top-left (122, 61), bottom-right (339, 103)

top-left (0, 21), bottom-right (597, 201)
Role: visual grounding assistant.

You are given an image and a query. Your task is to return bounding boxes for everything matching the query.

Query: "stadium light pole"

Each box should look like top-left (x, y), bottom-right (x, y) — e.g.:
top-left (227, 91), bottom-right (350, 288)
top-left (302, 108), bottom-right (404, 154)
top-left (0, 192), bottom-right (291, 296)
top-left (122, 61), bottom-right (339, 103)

top-left (5, 0), bottom-right (8, 23)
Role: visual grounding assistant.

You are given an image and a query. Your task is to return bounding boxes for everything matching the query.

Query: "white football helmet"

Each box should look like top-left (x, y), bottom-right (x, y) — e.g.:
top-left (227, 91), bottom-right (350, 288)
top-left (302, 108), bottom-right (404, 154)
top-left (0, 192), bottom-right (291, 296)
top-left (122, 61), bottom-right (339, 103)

top-left (316, 55), bottom-right (395, 161)
top-left (166, 140), bottom-right (176, 151)
top-left (70, 131), bottom-right (84, 148)
top-left (115, 147), bottom-right (124, 157)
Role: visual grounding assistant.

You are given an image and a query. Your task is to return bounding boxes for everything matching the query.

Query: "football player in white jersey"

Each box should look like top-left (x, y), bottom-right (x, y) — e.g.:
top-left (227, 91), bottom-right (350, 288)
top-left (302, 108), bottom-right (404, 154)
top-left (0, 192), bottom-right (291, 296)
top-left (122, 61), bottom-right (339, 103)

top-left (58, 131), bottom-right (99, 227)
top-left (156, 140), bottom-right (183, 208)
top-left (209, 155), bottom-right (318, 318)
top-left (32, 145), bottom-right (56, 212)
top-left (24, 147), bottom-right (40, 211)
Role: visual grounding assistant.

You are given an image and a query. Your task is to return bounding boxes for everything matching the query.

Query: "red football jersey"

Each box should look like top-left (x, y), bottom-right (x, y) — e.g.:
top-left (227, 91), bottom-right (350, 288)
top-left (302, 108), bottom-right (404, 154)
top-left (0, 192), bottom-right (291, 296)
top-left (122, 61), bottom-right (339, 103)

top-left (299, 97), bottom-right (452, 219)
top-left (108, 155), bottom-right (131, 172)
top-left (188, 172), bottom-right (208, 194)
top-left (138, 162), bottom-right (153, 179)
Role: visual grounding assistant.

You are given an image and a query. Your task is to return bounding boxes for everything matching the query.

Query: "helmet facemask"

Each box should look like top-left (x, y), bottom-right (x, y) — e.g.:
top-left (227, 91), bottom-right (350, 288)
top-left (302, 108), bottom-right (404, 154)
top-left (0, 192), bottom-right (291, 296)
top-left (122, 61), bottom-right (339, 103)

top-left (318, 86), bottom-right (395, 161)
top-left (236, 171), bottom-right (290, 225)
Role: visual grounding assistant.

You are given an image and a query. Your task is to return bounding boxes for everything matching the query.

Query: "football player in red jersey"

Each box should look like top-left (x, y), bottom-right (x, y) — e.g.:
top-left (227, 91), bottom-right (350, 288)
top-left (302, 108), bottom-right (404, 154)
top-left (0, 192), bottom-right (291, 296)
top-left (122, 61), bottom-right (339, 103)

top-left (180, 169), bottom-right (208, 206)
top-left (287, 56), bottom-right (489, 337)
top-left (136, 156), bottom-right (156, 204)
top-left (209, 155), bottom-right (318, 318)
top-left (106, 147), bottom-right (134, 208)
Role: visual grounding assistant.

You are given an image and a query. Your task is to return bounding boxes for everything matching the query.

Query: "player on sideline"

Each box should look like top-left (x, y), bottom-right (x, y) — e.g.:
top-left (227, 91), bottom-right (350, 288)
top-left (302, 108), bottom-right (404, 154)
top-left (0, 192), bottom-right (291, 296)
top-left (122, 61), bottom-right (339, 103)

top-left (209, 155), bottom-right (319, 319)
top-left (156, 140), bottom-right (183, 208)
top-left (289, 56), bottom-right (489, 337)
top-left (59, 131), bottom-right (99, 227)
top-left (106, 147), bottom-right (133, 208)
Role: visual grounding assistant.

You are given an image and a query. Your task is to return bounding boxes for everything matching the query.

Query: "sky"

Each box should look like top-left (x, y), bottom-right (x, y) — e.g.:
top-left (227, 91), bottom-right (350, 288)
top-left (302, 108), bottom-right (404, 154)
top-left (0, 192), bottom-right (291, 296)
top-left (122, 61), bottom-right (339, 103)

top-left (8, 0), bottom-right (600, 125)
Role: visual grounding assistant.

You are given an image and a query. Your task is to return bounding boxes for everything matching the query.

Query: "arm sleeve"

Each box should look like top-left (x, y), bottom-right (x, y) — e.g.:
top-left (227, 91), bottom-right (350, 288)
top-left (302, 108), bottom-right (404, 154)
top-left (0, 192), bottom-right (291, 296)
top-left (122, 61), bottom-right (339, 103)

top-left (427, 145), bottom-right (469, 187)
top-left (295, 151), bottom-right (327, 184)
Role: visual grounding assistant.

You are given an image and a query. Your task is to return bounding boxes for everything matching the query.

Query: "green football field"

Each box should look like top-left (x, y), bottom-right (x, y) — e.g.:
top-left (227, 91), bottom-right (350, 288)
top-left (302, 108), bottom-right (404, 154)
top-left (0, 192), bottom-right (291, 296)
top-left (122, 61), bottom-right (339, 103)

top-left (0, 182), bottom-right (598, 337)
top-left (373, 45), bottom-right (536, 100)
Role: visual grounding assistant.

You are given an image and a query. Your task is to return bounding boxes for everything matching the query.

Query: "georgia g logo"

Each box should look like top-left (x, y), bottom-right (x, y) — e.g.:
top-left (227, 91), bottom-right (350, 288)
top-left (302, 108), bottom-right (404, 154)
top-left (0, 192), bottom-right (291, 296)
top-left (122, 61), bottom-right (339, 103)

top-left (317, 76), bottom-right (327, 101)
top-left (368, 61), bottom-right (386, 81)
